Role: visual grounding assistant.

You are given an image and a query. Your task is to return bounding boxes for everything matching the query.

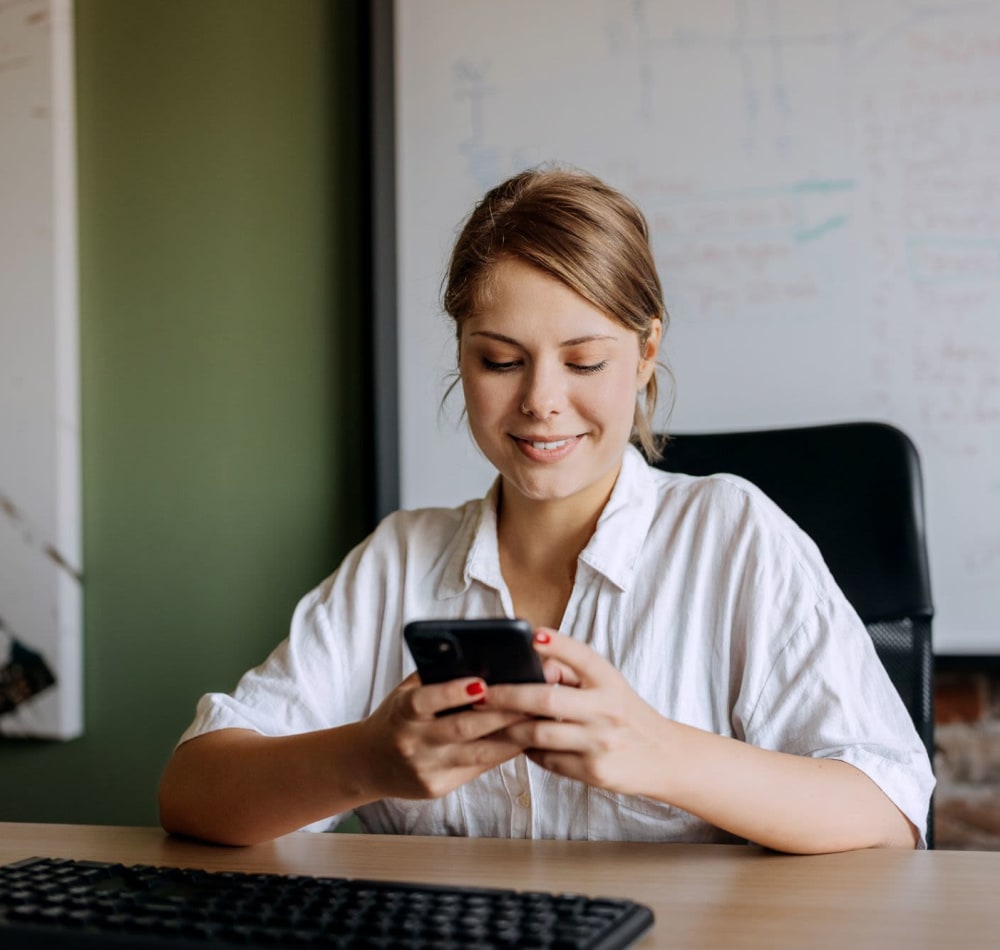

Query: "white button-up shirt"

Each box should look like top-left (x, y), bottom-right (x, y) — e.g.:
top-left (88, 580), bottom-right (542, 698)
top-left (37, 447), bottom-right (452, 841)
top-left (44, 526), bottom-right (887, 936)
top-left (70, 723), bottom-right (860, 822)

top-left (180, 446), bottom-right (935, 845)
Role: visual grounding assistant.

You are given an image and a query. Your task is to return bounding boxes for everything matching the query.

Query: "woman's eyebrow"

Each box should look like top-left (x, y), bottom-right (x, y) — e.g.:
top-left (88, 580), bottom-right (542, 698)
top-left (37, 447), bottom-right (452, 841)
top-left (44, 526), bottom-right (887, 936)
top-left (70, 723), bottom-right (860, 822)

top-left (467, 331), bottom-right (616, 347)
top-left (467, 330), bottom-right (521, 345)
top-left (559, 334), bottom-right (616, 347)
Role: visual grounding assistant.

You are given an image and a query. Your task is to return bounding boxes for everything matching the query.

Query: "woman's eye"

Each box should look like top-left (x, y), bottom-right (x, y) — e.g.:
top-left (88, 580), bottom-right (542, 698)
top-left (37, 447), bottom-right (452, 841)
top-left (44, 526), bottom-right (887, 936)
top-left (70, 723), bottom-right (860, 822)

top-left (568, 360), bottom-right (608, 375)
top-left (482, 357), bottom-right (520, 372)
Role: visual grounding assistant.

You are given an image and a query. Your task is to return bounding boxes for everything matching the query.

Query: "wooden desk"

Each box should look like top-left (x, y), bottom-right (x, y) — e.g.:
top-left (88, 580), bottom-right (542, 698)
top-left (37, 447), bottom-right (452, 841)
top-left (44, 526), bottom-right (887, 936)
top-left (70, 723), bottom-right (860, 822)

top-left (2, 823), bottom-right (998, 948)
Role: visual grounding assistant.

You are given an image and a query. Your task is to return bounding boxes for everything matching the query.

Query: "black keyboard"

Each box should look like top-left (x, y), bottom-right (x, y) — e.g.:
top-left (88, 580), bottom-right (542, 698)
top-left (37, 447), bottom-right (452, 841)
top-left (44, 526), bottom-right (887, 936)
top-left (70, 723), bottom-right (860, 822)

top-left (0, 855), bottom-right (654, 949)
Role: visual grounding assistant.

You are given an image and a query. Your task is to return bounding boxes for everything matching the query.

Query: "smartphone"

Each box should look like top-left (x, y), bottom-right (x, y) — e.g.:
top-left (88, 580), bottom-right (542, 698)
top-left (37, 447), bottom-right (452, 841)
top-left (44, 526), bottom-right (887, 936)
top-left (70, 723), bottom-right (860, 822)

top-left (404, 618), bottom-right (545, 713)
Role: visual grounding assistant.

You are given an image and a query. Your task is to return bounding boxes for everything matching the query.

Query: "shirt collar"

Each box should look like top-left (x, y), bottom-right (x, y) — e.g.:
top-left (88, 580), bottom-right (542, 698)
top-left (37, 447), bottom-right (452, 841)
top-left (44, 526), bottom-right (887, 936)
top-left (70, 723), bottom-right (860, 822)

top-left (436, 445), bottom-right (659, 599)
top-left (577, 444), bottom-right (659, 591)
top-left (436, 478), bottom-right (505, 600)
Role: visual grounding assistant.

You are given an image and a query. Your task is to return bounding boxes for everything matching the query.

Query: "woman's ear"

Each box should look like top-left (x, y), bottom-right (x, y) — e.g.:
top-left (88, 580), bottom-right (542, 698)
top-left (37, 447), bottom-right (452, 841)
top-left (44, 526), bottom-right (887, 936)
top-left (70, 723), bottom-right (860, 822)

top-left (637, 318), bottom-right (663, 386)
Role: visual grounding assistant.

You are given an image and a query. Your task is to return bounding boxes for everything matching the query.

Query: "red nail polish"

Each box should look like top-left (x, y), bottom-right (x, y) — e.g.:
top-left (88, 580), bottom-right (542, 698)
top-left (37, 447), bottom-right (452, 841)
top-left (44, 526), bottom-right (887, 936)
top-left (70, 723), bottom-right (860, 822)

top-left (466, 681), bottom-right (485, 697)
top-left (534, 631), bottom-right (551, 644)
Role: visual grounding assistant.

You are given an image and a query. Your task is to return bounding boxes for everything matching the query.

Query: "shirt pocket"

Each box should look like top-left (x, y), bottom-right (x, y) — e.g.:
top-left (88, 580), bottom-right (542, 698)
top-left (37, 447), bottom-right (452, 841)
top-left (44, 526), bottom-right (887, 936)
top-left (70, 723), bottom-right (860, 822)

top-left (587, 787), bottom-right (734, 843)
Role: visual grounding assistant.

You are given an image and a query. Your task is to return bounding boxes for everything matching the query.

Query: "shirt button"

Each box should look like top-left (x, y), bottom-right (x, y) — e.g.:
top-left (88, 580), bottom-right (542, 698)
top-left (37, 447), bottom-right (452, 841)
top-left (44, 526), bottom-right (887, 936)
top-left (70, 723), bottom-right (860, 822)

top-left (516, 792), bottom-right (531, 808)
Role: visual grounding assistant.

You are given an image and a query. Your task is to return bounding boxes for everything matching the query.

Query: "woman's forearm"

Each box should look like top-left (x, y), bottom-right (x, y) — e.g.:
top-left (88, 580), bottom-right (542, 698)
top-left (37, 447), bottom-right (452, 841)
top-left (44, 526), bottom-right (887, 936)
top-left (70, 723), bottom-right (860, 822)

top-left (158, 724), bottom-right (376, 846)
top-left (654, 720), bottom-right (918, 853)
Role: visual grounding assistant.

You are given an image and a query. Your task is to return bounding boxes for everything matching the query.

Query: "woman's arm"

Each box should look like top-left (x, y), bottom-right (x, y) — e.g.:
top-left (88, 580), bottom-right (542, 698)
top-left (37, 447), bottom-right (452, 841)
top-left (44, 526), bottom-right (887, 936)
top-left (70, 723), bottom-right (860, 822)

top-left (158, 673), bottom-right (530, 846)
top-left (159, 724), bottom-right (373, 846)
top-left (489, 630), bottom-right (918, 854)
top-left (642, 720), bottom-right (917, 852)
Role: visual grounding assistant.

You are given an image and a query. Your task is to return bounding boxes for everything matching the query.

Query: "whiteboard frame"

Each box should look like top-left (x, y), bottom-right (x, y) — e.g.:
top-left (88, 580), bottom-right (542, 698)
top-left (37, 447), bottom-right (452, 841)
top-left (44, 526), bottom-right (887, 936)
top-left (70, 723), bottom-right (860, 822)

top-left (371, 0), bottom-right (400, 520)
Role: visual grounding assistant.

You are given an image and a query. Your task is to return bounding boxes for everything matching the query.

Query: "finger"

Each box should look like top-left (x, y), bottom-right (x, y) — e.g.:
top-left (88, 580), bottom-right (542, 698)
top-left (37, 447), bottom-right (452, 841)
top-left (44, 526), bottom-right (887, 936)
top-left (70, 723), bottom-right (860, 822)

top-left (503, 717), bottom-right (590, 753)
top-left (414, 716), bottom-right (538, 787)
top-left (427, 736), bottom-right (530, 791)
top-left (430, 706), bottom-right (535, 745)
top-left (531, 629), bottom-right (619, 688)
top-left (406, 677), bottom-right (487, 719)
top-left (455, 731), bottom-right (531, 767)
top-left (391, 731), bottom-right (530, 800)
top-left (485, 680), bottom-right (592, 723)
top-left (541, 657), bottom-right (581, 686)
top-left (525, 747), bottom-right (590, 782)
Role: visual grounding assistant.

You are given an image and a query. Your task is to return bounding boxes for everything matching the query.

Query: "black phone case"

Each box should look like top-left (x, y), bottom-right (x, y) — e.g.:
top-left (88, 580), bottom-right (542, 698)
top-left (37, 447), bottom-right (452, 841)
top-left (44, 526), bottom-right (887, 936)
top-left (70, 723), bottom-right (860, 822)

top-left (404, 618), bottom-right (545, 687)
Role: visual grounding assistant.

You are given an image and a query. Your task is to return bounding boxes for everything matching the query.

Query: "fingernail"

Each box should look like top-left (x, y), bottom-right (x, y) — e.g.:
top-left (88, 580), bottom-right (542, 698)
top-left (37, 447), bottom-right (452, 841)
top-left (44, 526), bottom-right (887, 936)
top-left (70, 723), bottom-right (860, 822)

top-left (466, 681), bottom-right (485, 697)
top-left (534, 631), bottom-right (551, 644)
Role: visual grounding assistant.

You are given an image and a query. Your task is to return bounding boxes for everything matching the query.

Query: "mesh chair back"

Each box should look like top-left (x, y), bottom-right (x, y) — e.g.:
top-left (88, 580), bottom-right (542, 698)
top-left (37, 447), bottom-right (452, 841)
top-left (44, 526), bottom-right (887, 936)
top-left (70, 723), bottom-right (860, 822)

top-left (865, 617), bottom-right (934, 760)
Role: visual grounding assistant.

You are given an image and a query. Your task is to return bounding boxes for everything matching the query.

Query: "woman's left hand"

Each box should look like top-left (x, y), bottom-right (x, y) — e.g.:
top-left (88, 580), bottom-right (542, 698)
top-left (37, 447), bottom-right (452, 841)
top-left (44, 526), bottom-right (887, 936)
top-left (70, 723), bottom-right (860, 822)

top-left (484, 628), bottom-right (670, 798)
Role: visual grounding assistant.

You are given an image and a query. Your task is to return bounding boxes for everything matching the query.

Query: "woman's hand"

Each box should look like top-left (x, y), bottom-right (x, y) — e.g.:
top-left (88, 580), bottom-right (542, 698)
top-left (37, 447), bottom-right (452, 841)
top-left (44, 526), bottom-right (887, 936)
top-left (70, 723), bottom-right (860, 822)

top-left (159, 674), bottom-right (535, 847)
top-left (484, 629), bottom-right (670, 798)
top-left (355, 672), bottom-right (533, 801)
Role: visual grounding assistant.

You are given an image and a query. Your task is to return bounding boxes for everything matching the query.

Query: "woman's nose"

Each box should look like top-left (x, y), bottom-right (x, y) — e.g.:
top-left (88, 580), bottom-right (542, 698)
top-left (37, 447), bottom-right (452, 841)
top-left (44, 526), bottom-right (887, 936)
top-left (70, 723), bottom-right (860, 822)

top-left (519, 364), bottom-right (565, 418)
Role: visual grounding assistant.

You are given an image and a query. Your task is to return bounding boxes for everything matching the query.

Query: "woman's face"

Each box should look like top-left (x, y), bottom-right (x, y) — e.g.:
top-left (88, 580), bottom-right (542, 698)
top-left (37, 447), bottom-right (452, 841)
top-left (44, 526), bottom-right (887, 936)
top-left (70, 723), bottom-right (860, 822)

top-left (460, 257), bottom-right (660, 517)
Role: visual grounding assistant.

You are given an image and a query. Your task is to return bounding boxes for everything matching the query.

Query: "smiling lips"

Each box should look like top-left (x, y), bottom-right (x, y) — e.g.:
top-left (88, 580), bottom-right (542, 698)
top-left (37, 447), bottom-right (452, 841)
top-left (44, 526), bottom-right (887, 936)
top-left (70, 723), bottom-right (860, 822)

top-left (512, 434), bottom-right (584, 462)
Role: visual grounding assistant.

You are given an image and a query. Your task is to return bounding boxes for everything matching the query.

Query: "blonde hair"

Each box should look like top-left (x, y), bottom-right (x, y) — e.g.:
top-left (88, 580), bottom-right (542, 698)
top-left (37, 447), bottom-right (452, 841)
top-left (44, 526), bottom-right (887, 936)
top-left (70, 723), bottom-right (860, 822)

top-left (443, 167), bottom-right (669, 459)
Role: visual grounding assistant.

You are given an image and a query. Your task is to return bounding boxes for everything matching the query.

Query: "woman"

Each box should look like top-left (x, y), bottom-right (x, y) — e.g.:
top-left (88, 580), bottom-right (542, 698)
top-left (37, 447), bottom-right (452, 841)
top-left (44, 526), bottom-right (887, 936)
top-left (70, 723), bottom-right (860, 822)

top-left (159, 168), bottom-right (933, 851)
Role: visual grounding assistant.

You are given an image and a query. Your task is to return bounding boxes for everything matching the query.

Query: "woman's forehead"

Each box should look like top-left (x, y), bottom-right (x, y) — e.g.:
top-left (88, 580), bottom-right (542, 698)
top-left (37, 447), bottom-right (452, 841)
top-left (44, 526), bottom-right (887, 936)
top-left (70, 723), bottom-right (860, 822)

top-left (461, 260), bottom-right (632, 342)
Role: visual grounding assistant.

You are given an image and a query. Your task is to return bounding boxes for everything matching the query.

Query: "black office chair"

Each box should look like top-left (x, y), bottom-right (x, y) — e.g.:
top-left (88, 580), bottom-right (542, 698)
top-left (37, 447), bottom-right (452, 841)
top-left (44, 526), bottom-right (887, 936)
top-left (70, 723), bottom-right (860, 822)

top-left (652, 421), bottom-right (935, 844)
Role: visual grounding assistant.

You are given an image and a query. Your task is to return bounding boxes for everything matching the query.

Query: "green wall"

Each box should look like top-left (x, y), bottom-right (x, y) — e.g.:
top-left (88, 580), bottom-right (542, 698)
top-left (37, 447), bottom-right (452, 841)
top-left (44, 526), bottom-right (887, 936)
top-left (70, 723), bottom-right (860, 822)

top-left (0, 0), bottom-right (369, 825)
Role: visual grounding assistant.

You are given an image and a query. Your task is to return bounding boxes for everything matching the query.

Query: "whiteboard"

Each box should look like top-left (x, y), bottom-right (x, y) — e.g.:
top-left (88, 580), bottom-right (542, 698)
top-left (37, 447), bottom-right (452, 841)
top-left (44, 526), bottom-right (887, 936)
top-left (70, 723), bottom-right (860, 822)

top-left (0, 0), bottom-right (81, 737)
top-left (390, 0), bottom-right (1000, 655)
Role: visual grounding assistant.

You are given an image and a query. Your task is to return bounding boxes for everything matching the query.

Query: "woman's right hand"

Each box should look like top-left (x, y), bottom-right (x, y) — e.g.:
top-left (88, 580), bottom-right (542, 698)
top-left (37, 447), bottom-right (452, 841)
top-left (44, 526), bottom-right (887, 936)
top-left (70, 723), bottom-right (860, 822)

top-left (355, 673), bottom-right (532, 801)
top-left (159, 675), bottom-right (534, 847)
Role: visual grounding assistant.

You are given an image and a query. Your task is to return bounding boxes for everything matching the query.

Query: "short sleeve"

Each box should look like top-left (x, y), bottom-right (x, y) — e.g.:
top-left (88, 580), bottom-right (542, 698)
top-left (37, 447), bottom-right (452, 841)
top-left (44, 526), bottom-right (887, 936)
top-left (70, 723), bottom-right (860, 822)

top-left (176, 586), bottom-right (347, 744)
top-left (744, 588), bottom-right (935, 847)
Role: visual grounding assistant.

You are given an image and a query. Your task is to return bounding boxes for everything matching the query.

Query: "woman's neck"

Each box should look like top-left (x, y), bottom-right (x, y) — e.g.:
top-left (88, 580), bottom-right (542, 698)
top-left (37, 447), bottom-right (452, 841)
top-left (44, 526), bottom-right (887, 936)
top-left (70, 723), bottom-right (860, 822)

top-left (496, 481), bottom-right (613, 629)
top-left (499, 493), bottom-right (600, 570)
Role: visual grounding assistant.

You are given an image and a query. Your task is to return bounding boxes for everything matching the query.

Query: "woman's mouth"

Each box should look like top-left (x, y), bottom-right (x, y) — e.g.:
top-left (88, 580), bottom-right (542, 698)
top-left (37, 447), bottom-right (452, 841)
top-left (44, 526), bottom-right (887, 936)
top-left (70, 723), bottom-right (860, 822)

top-left (512, 434), bottom-right (584, 462)
top-left (525, 438), bottom-right (572, 450)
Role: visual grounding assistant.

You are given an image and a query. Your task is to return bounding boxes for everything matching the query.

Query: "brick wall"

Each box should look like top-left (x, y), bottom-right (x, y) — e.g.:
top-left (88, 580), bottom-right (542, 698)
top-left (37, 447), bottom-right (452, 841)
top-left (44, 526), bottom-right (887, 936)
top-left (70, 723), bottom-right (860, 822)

top-left (934, 664), bottom-right (1000, 850)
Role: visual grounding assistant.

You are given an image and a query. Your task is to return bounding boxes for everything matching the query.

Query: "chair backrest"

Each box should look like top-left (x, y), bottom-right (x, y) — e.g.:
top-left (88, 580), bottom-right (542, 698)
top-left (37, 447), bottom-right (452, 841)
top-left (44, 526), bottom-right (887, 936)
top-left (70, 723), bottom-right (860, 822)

top-left (652, 422), bottom-right (935, 841)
